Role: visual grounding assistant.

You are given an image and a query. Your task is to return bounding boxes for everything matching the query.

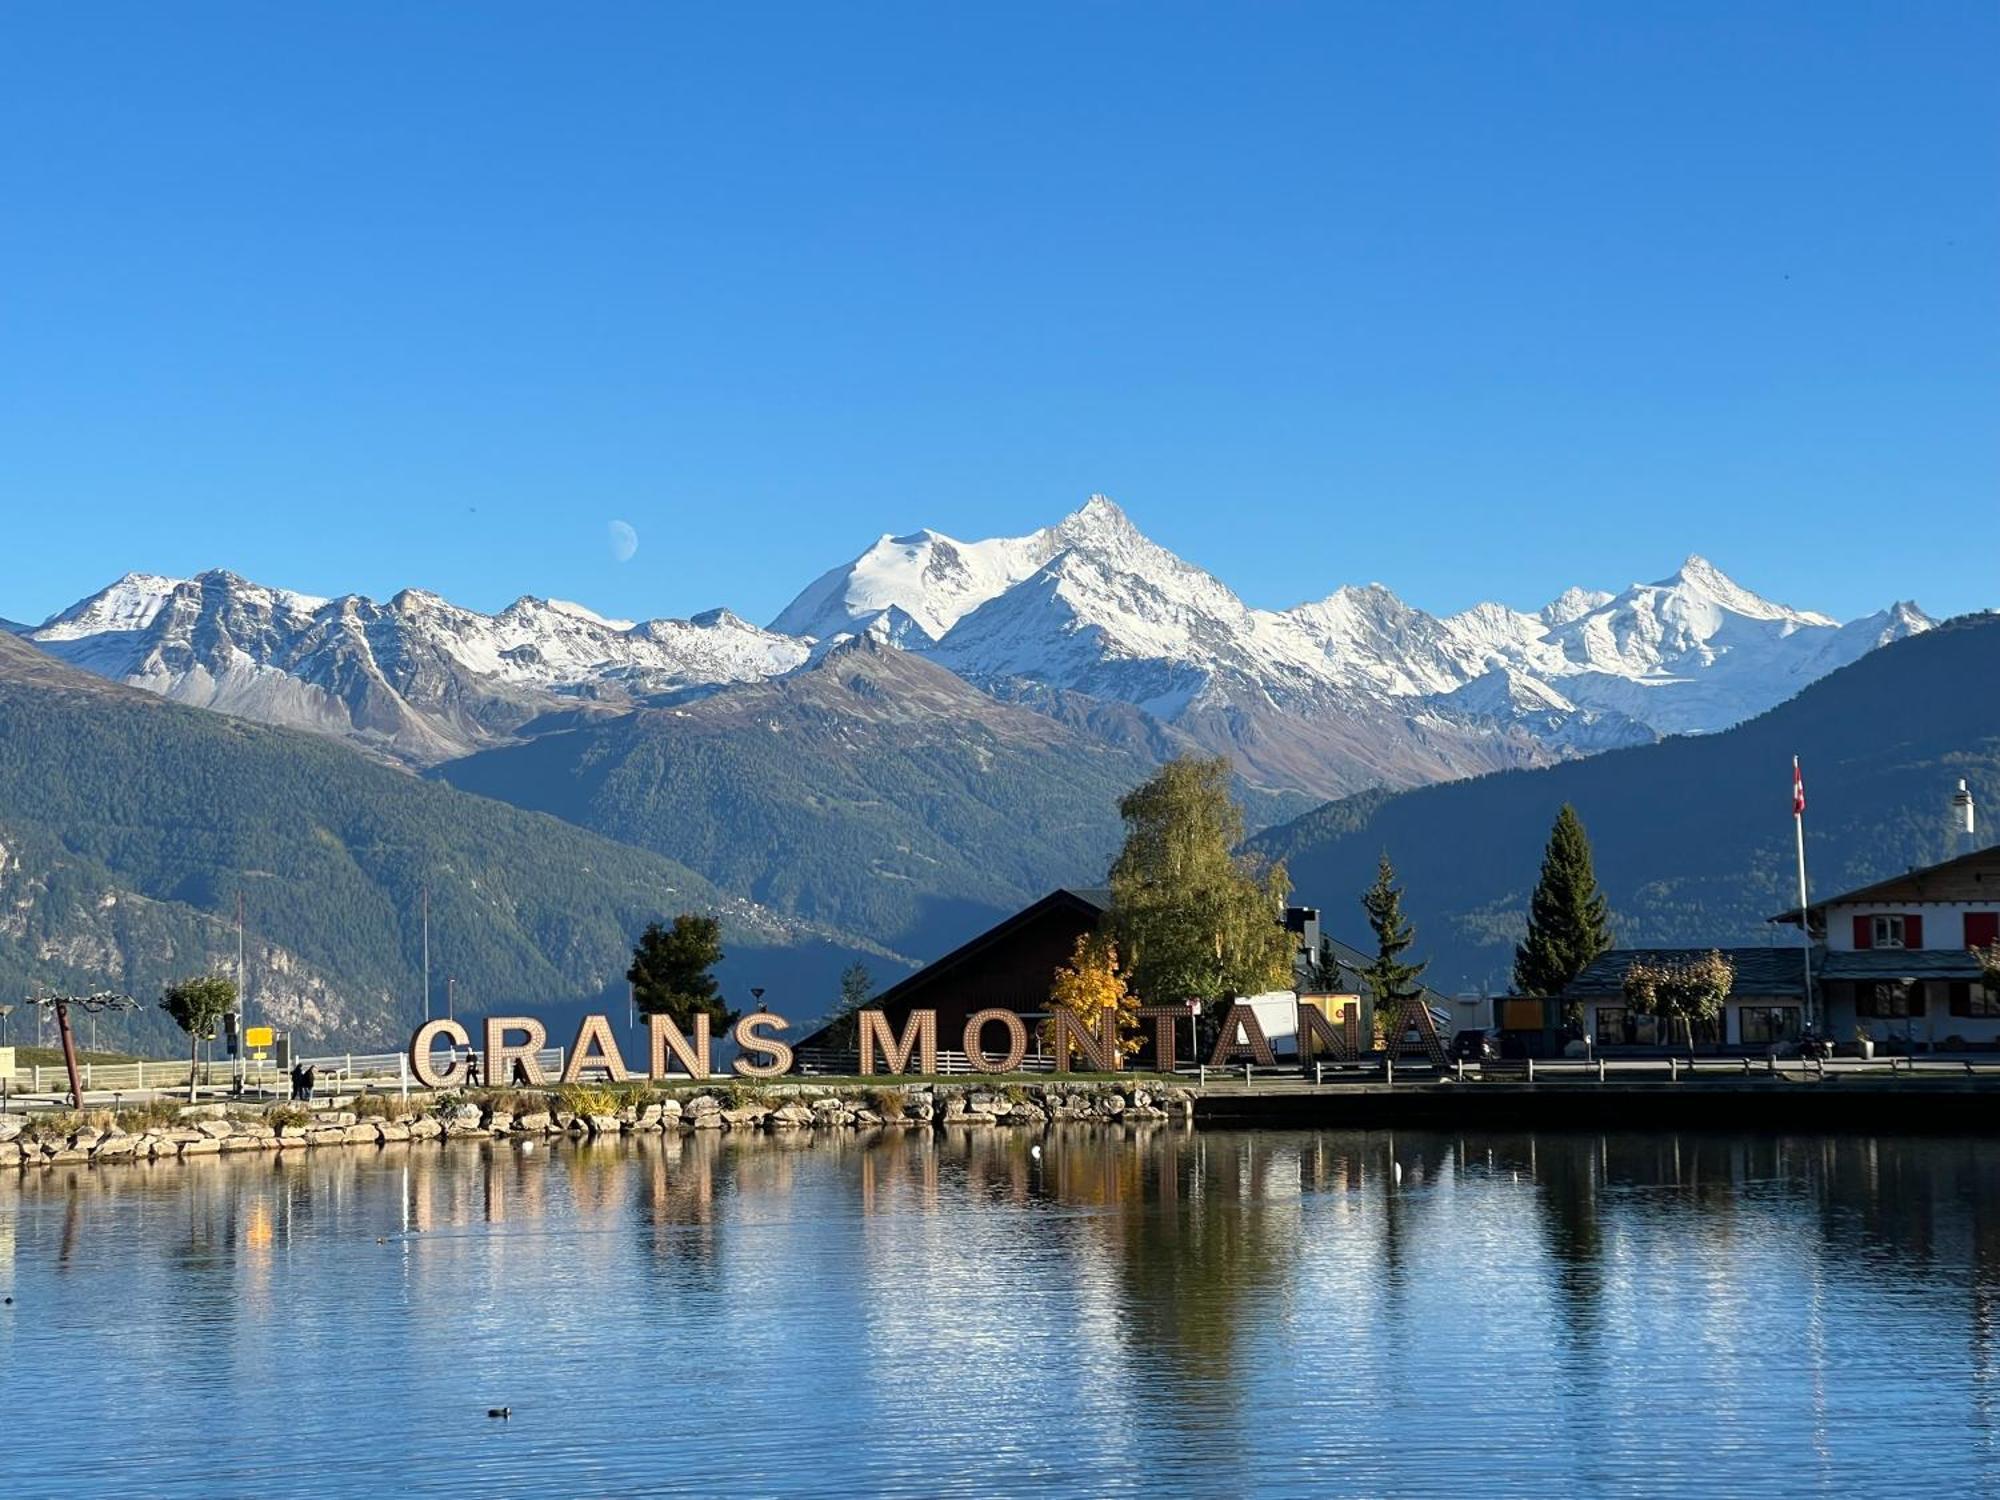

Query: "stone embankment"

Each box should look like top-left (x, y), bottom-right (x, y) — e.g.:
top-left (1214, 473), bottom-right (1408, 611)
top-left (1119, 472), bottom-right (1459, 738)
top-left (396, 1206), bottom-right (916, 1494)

top-left (0, 1082), bottom-right (1195, 1171)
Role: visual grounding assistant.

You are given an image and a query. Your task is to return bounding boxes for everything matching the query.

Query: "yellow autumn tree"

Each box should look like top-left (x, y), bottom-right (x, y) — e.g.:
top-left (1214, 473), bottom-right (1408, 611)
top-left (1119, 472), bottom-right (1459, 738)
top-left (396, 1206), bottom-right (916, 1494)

top-left (1048, 932), bottom-right (1141, 1062)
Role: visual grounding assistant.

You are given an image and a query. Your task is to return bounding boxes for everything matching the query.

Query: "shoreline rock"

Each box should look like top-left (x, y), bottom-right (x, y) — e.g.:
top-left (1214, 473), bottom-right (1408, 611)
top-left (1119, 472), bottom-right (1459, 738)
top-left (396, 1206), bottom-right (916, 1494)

top-left (0, 1082), bottom-right (1196, 1172)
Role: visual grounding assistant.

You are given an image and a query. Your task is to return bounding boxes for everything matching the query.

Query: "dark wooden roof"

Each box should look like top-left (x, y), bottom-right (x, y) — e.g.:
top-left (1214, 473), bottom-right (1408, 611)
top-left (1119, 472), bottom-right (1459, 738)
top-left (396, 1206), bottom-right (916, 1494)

top-left (1819, 949), bottom-right (1984, 981)
top-left (866, 887), bottom-right (1111, 1012)
top-left (1563, 947), bottom-right (1810, 1000)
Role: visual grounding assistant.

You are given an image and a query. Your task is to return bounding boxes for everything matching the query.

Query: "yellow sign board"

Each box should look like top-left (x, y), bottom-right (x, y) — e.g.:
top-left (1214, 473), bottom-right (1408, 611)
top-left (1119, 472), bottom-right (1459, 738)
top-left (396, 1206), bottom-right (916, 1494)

top-left (245, 1026), bottom-right (274, 1049)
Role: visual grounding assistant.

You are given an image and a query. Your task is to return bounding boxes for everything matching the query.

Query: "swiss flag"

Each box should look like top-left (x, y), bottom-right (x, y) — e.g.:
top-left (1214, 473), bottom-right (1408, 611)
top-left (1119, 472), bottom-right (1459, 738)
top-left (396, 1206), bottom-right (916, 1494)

top-left (1793, 757), bottom-right (1807, 817)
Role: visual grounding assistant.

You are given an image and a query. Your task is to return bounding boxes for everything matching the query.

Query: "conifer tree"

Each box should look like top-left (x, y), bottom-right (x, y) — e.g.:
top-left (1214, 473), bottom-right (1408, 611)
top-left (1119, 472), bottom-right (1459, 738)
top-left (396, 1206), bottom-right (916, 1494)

top-left (628, 914), bottom-right (738, 1032)
top-left (1513, 804), bottom-right (1612, 997)
top-left (1360, 854), bottom-right (1426, 1022)
top-left (823, 961), bottom-right (874, 1050)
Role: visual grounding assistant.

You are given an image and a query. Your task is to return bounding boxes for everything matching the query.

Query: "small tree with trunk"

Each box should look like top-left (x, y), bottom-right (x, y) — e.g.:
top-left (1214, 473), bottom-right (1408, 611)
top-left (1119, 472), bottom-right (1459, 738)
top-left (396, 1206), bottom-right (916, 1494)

top-left (1048, 932), bottom-right (1141, 1063)
top-left (1621, 950), bottom-right (1734, 1052)
top-left (1360, 854), bottom-right (1427, 1040)
top-left (160, 974), bottom-right (237, 1103)
top-left (628, 914), bottom-right (738, 1032)
top-left (1106, 756), bottom-right (1294, 1006)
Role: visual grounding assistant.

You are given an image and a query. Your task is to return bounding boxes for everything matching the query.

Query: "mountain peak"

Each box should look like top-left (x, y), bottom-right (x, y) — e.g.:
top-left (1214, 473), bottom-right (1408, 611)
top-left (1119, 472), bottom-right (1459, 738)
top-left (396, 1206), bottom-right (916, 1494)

top-left (1667, 553), bottom-right (1732, 589)
top-left (1055, 493), bottom-right (1137, 541)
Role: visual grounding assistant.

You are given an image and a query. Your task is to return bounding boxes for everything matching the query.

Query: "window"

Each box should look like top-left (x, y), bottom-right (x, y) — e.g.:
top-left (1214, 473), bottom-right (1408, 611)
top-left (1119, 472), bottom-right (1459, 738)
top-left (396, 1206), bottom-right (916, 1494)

top-left (1740, 1006), bottom-right (1802, 1046)
top-left (1966, 913), bottom-right (2000, 950)
top-left (1595, 1006), bottom-right (1626, 1047)
top-left (1949, 982), bottom-right (2000, 1019)
top-left (1856, 982), bottom-right (1926, 1019)
top-left (1872, 915), bottom-right (1906, 949)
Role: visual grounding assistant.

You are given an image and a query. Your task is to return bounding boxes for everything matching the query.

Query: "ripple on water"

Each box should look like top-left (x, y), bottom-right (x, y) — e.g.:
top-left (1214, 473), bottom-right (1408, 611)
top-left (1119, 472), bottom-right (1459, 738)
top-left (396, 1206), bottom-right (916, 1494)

top-left (2, 1128), bottom-right (1998, 1498)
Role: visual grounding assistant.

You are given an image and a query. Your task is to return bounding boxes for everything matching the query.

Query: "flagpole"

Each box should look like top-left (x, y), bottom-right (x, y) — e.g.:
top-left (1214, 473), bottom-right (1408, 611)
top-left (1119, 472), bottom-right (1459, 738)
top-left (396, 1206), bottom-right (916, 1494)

top-left (1794, 756), bottom-right (1814, 1032)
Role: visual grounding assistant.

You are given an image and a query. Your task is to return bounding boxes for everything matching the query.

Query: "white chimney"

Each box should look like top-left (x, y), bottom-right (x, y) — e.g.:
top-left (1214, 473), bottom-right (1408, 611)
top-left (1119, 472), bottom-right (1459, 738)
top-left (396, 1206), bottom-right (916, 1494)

top-left (1952, 779), bottom-right (1977, 850)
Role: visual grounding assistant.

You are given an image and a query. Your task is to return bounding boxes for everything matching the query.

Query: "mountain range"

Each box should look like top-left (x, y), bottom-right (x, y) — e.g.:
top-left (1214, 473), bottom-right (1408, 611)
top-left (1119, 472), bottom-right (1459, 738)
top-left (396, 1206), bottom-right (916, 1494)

top-left (3, 495), bottom-right (1949, 1004)
top-left (17, 496), bottom-right (1931, 803)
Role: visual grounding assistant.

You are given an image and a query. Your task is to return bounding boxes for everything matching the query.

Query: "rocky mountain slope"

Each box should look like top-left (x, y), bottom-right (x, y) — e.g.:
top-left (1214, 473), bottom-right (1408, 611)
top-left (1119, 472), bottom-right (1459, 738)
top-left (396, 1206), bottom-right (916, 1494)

top-left (434, 635), bottom-right (1170, 955)
top-left (1247, 613), bottom-right (2000, 995)
top-left (17, 497), bottom-right (1929, 804)
top-left (0, 632), bottom-right (897, 1052)
top-left (27, 571), bottom-right (806, 764)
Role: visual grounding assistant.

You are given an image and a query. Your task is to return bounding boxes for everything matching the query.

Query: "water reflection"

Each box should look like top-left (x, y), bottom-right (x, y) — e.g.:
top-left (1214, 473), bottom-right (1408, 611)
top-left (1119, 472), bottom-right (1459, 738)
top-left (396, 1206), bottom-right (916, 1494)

top-left (6, 1129), bottom-right (2000, 1497)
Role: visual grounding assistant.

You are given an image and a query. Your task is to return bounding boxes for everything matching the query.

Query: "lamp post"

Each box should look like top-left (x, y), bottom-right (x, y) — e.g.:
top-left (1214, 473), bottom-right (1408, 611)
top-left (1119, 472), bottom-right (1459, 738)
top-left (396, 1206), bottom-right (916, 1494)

top-left (26, 992), bottom-right (137, 1109)
top-left (0, 1003), bottom-right (12, 1048)
top-left (751, 987), bottom-right (766, 1013)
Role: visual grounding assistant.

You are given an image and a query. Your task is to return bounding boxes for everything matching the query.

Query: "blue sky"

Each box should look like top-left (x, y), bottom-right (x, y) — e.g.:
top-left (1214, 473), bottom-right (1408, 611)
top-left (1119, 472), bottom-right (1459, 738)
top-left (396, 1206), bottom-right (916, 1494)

top-left (2, 2), bottom-right (1994, 629)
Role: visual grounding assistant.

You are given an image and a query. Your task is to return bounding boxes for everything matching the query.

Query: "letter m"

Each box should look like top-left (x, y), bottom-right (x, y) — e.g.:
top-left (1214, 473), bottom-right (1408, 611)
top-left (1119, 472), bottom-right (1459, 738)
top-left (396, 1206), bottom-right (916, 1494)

top-left (859, 1010), bottom-right (936, 1076)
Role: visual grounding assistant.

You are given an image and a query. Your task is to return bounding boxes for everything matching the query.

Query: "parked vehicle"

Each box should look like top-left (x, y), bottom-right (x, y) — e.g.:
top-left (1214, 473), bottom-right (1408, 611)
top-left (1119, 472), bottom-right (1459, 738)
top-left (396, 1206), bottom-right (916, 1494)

top-left (1449, 1028), bottom-right (1501, 1063)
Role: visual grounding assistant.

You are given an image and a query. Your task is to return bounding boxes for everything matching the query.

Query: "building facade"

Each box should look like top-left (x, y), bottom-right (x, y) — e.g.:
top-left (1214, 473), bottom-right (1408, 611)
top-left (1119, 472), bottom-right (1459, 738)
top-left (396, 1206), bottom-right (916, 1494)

top-left (1784, 844), bottom-right (2000, 1049)
top-left (1564, 948), bottom-right (1810, 1052)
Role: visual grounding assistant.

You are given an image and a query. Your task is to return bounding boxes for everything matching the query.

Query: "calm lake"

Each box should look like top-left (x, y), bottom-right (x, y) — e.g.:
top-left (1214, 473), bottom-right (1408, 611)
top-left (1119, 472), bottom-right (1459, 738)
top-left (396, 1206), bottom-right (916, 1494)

top-left (3, 1126), bottom-right (1996, 1497)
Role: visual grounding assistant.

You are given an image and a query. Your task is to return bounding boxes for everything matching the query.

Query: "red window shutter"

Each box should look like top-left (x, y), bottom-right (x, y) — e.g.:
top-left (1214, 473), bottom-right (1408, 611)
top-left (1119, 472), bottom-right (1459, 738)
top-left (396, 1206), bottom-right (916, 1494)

top-left (1966, 913), bottom-right (2000, 949)
top-left (1905, 914), bottom-right (1924, 949)
top-left (1853, 915), bottom-right (1873, 949)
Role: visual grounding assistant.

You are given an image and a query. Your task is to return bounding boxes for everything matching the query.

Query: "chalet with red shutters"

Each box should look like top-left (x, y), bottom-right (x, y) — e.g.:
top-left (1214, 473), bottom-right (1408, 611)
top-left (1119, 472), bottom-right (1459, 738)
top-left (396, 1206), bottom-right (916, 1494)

top-left (1775, 843), bottom-right (2000, 1049)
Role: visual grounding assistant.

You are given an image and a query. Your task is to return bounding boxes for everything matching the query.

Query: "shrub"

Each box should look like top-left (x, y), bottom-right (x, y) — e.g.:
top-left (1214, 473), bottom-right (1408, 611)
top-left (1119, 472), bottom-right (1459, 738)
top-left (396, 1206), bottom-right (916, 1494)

top-left (113, 1098), bottom-right (184, 1132)
top-left (863, 1087), bottom-right (906, 1120)
top-left (477, 1087), bottom-right (551, 1117)
top-left (24, 1110), bottom-right (84, 1142)
top-left (554, 1083), bottom-right (620, 1116)
top-left (722, 1082), bottom-right (776, 1110)
top-left (264, 1104), bottom-right (311, 1131)
top-left (349, 1093), bottom-right (417, 1122)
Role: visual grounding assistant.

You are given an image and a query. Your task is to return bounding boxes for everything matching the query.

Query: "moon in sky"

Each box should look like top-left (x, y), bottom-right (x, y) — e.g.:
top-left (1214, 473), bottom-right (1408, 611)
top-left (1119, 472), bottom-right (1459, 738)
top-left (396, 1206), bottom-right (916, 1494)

top-left (607, 520), bottom-right (639, 563)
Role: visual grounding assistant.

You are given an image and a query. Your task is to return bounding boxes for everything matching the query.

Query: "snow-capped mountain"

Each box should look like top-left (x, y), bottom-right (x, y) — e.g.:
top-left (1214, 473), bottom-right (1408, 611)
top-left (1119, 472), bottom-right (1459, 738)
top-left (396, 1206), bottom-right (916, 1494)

top-left (16, 495), bottom-right (1933, 797)
top-left (25, 571), bottom-right (807, 762)
top-left (786, 496), bottom-right (1933, 761)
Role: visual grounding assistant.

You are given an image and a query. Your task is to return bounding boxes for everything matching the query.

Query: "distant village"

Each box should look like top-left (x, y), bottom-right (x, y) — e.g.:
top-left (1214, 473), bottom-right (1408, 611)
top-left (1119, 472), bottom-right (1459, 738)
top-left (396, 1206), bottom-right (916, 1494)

top-left (799, 767), bottom-right (2000, 1072)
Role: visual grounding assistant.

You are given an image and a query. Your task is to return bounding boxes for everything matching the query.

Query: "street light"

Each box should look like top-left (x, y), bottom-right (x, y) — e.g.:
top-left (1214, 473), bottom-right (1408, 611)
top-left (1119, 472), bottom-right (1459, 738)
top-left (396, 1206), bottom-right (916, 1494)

top-left (751, 987), bottom-right (767, 1013)
top-left (0, 1003), bottom-right (13, 1048)
top-left (25, 991), bottom-right (137, 1109)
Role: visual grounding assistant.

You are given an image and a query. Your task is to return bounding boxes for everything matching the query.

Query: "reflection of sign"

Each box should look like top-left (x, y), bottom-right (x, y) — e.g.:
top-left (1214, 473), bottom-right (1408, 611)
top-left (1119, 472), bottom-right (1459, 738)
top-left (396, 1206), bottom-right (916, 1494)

top-left (245, 1026), bottom-right (274, 1049)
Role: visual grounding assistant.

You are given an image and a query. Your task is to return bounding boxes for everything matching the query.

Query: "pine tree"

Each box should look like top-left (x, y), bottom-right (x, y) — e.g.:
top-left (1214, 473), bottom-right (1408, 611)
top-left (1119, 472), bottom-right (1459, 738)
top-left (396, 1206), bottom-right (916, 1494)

top-left (1512, 804), bottom-right (1612, 998)
top-left (823, 961), bottom-right (874, 1050)
top-left (627, 914), bottom-right (738, 1032)
top-left (1360, 853), bottom-right (1426, 1021)
top-left (1107, 756), bottom-right (1294, 1004)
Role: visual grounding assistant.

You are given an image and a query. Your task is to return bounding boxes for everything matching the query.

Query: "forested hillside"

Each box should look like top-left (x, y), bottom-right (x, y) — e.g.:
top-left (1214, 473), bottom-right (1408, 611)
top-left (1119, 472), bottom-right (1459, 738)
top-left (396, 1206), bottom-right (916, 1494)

top-left (0, 634), bottom-right (894, 1052)
top-left (1251, 614), bottom-right (2000, 993)
top-left (436, 636), bottom-right (1158, 954)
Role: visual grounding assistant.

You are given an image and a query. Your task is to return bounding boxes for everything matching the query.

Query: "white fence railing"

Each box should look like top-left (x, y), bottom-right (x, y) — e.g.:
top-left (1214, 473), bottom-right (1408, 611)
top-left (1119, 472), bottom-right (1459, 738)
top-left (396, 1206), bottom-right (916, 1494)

top-left (4, 1048), bottom-right (567, 1098)
top-left (793, 1047), bottom-right (1060, 1076)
